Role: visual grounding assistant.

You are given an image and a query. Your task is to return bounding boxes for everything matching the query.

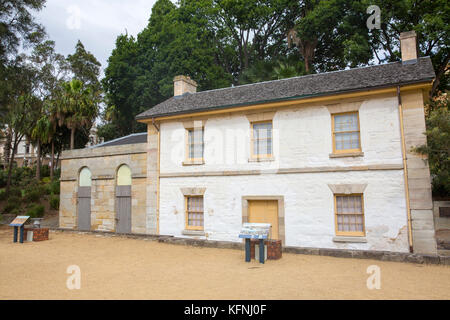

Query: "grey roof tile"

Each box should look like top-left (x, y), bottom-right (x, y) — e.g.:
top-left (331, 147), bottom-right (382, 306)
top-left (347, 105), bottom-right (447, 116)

top-left (92, 132), bottom-right (147, 148)
top-left (137, 57), bottom-right (435, 119)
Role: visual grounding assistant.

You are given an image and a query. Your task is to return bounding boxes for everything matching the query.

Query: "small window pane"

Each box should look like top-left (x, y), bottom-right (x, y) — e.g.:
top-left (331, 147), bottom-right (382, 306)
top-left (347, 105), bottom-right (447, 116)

top-left (334, 113), bottom-right (360, 151)
top-left (334, 113), bottom-right (358, 132)
top-left (252, 122), bottom-right (273, 156)
top-left (187, 196), bottom-right (204, 229)
top-left (188, 128), bottom-right (204, 160)
top-left (336, 195), bottom-right (364, 234)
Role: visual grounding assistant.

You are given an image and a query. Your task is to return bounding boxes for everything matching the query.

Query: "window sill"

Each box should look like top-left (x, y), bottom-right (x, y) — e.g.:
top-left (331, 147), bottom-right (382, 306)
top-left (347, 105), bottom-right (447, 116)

top-left (333, 236), bottom-right (367, 243)
top-left (329, 152), bottom-right (364, 158)
top-left (182, 160), bottom-right (205, 166)
top-left (182, 230), bottom-right (205, 236)
top-left (248, 157), bottom-right (275, 162)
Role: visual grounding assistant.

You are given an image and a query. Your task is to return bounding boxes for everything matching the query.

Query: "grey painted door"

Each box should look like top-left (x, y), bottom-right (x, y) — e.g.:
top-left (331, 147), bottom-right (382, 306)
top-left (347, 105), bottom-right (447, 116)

top-left (116, 185), bottom-right (131, 233)
top-left (77, 187), bottom-right (91, 231)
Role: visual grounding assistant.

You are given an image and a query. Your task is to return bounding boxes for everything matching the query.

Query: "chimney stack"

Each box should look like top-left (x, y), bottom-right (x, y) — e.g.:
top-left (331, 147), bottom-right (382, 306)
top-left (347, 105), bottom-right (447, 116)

top-left (173, 75), bottom-right (197, 96)
top-left (400, 31), bottom-right (418, 64)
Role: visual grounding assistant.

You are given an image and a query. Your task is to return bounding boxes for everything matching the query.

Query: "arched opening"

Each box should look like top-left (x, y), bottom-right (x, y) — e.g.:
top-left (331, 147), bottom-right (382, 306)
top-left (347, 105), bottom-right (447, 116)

top-left (117, 164), bottom-right (131, 186)
top-left (77, 167), bottom-right (92, 231)
top-left (115, 164), bottom-right (132, 233)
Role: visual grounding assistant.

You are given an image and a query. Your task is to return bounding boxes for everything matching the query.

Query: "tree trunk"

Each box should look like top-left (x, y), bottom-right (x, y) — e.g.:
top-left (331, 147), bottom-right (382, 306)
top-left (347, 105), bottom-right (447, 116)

top-left (50, 140), bottom-right (55, 180)
top-left (36, 139), bottom-right (41, 180)
top-left (70, 127), bottom-right (75, 149)
top-left (3, 127), bottom-right (12, 165)
top-left (6, 136), bottom-right (19, 195)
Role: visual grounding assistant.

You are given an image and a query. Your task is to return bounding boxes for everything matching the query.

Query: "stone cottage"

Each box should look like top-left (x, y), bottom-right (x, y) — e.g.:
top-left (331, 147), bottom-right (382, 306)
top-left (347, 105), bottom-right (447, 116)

top-left (60, 31), bottom-right (438, 255)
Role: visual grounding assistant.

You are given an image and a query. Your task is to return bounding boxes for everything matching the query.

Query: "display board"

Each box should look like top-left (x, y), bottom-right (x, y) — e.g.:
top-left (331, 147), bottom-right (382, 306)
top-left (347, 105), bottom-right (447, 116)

top-left (9, 216), bottom-right (30, 227)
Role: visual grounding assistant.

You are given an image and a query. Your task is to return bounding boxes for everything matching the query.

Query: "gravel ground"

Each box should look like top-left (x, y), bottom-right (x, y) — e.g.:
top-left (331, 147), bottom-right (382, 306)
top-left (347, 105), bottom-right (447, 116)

top-left (0, 226), bottom-right (449, 300)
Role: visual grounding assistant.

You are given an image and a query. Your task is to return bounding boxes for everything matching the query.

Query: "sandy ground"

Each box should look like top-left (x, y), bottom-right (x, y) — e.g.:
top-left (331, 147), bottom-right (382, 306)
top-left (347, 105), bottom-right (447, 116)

top-left (0, 226), bottom-right (449, 300)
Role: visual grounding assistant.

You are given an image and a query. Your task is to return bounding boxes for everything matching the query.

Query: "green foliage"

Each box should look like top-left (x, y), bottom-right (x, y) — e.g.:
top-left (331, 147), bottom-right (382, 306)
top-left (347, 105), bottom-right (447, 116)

top-left (49, 180), bottom-right (60, 195)
top-left (3, 196), bottom-right (21, 213)
top-left (50, 194), bottom-right (59, 210)
top-left (42, 177), bottom-right (51, 184)
top-left (67, 40), bottom-right (101, 89)
top-left (7, 187), bottom-right (22, 198)
top-left (415, 95), bottom-right (450, 197)
top-left (0, 189), bottom-right (6, 201)
top-left (57, 79), bottom-right (100, 149)
top-left (0, 170), bottom-right (6, 188)
top-left (23, 189), bottom-right (41, 203)
top-left (41, 165), bottom-right (50, 178)
top-left (26, 204), bottom-right (45, 218)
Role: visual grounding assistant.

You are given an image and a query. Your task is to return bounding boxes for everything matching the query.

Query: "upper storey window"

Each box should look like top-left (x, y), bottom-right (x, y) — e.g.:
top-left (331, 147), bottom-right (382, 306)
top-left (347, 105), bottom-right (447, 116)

top-left (251, 121), bottom-right (273, 159)
top-left (332, 112), bottom-right (361, 153)
top-left (187, 127), bottom-right (204, 162)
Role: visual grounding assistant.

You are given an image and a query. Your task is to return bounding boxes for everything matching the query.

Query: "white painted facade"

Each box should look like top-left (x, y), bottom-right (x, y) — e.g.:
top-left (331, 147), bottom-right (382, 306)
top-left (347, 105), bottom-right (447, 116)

top-left (158, 95), bottom-right (410, 252)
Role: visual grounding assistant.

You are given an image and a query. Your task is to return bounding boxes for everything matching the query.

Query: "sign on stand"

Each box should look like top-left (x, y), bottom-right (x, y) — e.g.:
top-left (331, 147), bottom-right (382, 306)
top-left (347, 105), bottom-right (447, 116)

top-left (9, 216), bottom-right (30, 243)
top-left (239, 223), bottom-right (271, 264)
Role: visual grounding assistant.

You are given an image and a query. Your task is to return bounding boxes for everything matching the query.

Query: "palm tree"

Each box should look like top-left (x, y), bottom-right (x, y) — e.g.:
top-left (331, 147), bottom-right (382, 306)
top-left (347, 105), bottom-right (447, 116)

top-left (31, 115), bottom-right (52, 180)
top-left (57, 79), bottom-right (99, 149)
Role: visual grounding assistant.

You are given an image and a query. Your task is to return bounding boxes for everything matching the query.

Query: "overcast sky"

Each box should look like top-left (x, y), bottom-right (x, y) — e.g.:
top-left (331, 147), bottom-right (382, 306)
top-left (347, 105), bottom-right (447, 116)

top-left (35, 0), bottom-right (159, 75)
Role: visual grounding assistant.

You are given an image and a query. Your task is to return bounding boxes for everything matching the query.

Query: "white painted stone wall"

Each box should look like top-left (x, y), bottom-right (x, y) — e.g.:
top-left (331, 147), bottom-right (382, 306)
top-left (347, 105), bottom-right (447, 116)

top-left (160, 95), bottom-right (403, 173)
top-left (160, 171), bottom-right (409, 252)
top-left (158, 95), bottom-right (410, 252)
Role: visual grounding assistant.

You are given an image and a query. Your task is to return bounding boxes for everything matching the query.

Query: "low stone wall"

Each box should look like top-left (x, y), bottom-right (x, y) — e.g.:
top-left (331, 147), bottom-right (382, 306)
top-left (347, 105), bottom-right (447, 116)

top-left (53, 228), bottom-right (450, 265)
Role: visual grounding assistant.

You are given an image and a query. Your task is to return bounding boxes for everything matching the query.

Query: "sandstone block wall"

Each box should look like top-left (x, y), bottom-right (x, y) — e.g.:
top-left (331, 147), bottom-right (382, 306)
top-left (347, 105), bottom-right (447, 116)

top-left (59, 143), bottom-right (147, 233)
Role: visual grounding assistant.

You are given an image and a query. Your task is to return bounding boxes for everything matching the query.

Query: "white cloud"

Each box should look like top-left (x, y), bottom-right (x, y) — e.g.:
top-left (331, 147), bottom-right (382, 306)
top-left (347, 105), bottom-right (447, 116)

top-left (66, 5), bottom-right (81, 30)
top-left (36, 0), bottom-right (159, 74)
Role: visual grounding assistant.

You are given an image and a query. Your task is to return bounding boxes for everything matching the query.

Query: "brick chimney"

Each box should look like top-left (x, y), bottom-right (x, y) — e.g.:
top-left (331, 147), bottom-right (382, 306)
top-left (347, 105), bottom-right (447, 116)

top-left (173, 75), bottom-right (197, 96)
top-left (400, 31), bottom-right (418, 64)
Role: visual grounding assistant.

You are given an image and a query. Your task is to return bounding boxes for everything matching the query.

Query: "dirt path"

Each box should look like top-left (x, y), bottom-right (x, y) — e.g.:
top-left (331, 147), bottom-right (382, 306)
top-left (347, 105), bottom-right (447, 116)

top-left (0, 227), bottom-right (449, 300)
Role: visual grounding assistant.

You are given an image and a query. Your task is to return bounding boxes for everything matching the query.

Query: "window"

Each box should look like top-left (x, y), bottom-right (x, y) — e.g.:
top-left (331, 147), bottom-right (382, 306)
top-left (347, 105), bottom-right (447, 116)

top-left (185, 196), bottom-right (204, 230)
top-left (117, 164), bottom-right (131, 186)
top-left (79, 167), bottom-right (92, 187)
top-left (332, 112), bottom-right (361, 153)
top-left (334, 194), bottom-right (365, 236)
top-left (251, 121), bottom-right (273, 158)
top-left (186, 127), bottom-right (204, 161)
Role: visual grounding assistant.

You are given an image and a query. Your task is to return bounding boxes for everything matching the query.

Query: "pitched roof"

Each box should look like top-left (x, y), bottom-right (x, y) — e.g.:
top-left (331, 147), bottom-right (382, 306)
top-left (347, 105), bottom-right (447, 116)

top-left (136, 57), bottom-right (435, 120)
top-left (91, 132), bottom-right (147, 148)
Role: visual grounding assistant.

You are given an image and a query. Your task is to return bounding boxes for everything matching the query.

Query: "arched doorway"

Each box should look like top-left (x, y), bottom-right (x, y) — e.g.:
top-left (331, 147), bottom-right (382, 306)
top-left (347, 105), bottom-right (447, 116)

top-left (77, 167), bottom-right (92, 231)
top-left (116, 164), bottom-right (132, 233)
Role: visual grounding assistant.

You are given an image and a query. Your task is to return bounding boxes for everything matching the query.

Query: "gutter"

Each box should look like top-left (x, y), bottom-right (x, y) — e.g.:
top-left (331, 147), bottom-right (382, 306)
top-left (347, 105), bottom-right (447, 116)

top-left (397, 86), bottom-right (414, 253)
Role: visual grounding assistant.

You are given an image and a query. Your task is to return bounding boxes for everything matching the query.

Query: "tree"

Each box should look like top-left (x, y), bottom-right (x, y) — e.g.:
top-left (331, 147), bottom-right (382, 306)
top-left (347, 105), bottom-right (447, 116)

top-left (101, 34), bottom-right (140, 138)
top-left (101, 0), bottom-right (233, 140)
top-left (57, 79), bottom-right (99, 149)
top-left (67, 40), bottom-right (102, 89)
top-left (26, 39), bottom-right (69, 179)
top-left (415, 94), bottom-right (450, 197)
top-left (0, 0), bottom-right (46, 94)
top-left (31, 115), bottom-right (52, 179)
top-left (2, 58), bottom-right (39, 193)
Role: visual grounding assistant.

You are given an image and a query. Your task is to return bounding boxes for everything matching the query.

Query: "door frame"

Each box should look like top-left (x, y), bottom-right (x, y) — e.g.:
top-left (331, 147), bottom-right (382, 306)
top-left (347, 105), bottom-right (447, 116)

top-left (242, 196), bottom-right (285, 245)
